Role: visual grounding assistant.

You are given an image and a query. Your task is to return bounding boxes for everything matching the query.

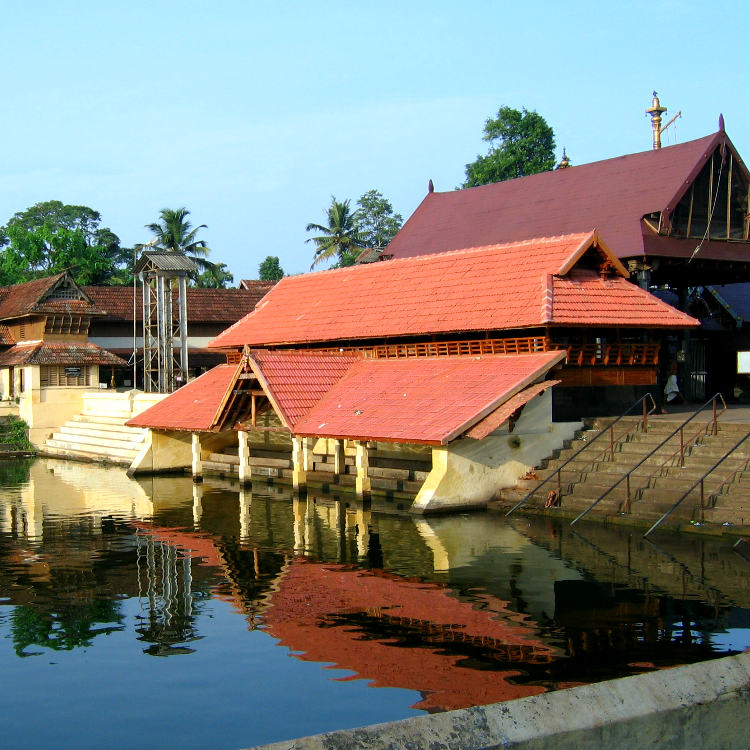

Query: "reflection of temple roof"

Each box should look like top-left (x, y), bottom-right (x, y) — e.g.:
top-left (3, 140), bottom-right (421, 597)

top-left (263, 559), bottom-right (553, 711)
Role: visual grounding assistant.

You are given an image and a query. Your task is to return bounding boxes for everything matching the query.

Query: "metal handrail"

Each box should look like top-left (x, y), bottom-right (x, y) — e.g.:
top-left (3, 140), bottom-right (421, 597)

top-left (622, 397), bottom-right (730, 508)
top-left (505, 393), bottom-right (656, 516)
top-left (643, 431), bottom-right (750, 537)
top-left (571, 393), bottom-right (727, 526)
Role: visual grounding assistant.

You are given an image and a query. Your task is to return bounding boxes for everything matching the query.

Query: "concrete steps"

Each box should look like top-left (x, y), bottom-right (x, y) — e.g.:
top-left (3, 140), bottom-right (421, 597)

top-left (41, 413), bottom-right (149, 467)
top-left (506, 415), bottom-right (749, 530)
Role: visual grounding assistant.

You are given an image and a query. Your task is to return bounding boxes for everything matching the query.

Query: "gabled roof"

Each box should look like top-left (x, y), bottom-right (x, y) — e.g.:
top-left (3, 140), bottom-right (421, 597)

top-left (209, 232), bottom-right (696, 349)
top-left (0, 341), bottom-right (127, 367)
top-left (83, 285), bottom-right (275, 323)
top-left (386, 131), bottom-right (748, 263)
top-left (0, 272), bottom-right (103, 320)
top-left (134, 251), bottom-right (198, 274)
top-left (129, 349), bottom-right (565, 445)
top-left (292, 351), bottom-right (565, 444)
top-left (126, 364), bottom-right (239, 431)
top-left (246, 349), bottom-right (360, 429)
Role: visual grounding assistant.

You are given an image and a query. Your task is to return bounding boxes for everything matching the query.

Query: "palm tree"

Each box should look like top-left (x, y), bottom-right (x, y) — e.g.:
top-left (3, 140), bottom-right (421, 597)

top-left (306, 197), bottom-right (366, 269)
top-left (144, 207), bottom-right (212, 271)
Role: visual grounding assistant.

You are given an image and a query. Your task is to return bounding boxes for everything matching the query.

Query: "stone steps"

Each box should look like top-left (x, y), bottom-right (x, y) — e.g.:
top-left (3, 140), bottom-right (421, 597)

top-left (41, 414), bottom-right (148, 467)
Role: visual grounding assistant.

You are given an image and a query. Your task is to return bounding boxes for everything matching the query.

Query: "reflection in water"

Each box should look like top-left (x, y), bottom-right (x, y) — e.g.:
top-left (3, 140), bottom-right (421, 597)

top-left (0, 458), bottom-right (747, 747)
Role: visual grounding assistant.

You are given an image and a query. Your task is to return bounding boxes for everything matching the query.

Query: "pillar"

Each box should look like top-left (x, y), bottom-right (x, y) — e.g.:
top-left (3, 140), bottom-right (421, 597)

top-left (355, 441), bottom-right (371, 498)
top-left (333, 439), bottom-right (346, 475)
top-left (191, 432), bottom-right (203, 480)
top-left (239, 488), bottom-right (251, 540)
top-left (192, 481), bottom-right (203, 527)
top-left (292, 436), bottom-right (313, 490)
top-left (238, 430), bottom-right (252, 485)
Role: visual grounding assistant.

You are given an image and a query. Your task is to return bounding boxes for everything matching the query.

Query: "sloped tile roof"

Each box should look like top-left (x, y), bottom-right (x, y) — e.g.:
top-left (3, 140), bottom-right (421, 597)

top-left (292, 351), bottom-right (566, 444)
top-left (209, 232), bottom-right (697, 349)
top-left (126, 364), bottom-right (238, 431)
top-left (248, 350), bottom-right (360, 429)
top-left (386, 131), bottom-right (749, 263)
top-left (0, 273), bottom-right (105, 319)
top-left (464, 380), bottom-right (559, 440)
top-left (551, 270), bottom-right (698, 326)
top-left (0, 341), bottom-right (127, 367)
top-left (83, 285), bottom-right (274, 323)
top-left (0, 324), bottom-right (15, 345)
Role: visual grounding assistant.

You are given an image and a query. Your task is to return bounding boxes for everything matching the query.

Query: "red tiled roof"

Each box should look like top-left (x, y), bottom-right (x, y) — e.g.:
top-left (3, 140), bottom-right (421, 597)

top-left (126, 364), bottom-right (238, 431)
top-left (292, 351), bottom-right (566, 444)
top-left (83, 285), bottom-right (274, 323)
top-left (0, 324), bottom-right (15, 346)
top-left (247, 350), bottom-right (360, 429)
top-left (239, 279), bottom-right (277, 294)
top-left (0, 273), bottom-right (105, 320)
top-left (209, 232), bottom-right (697, 349)
top-left (0, 341), bottom-right (127, 367)
top-left (386, 131), bottom-right (749, 262)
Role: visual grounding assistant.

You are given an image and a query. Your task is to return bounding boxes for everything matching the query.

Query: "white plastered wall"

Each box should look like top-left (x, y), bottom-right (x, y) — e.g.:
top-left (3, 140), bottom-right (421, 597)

top-left (412, 389), bottom-right (581, 514)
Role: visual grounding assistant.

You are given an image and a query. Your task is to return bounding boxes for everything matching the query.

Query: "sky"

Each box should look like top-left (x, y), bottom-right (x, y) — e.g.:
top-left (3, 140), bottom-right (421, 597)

top-left (2, 0), bottom-right (748, 281)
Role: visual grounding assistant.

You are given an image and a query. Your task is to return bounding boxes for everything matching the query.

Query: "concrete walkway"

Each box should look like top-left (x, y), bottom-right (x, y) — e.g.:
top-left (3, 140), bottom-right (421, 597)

top-left (249, 652), bottom-right (750, 750)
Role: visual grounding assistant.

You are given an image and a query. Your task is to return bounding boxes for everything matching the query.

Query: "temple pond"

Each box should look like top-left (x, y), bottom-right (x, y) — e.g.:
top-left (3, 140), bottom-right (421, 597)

top-left (0, 458), bottom-right (747, 749)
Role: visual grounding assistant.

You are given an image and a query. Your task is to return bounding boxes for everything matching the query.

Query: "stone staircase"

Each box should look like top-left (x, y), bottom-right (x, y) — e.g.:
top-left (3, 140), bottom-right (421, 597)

top-left (502, 416), bottom-right (750, 531)
top-left (41, 413), bottom-right (149, 468)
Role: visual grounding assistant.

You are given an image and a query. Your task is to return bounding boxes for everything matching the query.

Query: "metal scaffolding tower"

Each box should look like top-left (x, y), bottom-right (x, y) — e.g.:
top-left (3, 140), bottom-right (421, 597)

top-left (134, 251), bottom-right (197, 393)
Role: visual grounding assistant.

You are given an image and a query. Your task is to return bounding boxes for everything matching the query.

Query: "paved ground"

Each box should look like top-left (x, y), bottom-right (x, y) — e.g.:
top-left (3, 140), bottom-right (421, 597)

top-left (650, 402), bottom-right (750, 425)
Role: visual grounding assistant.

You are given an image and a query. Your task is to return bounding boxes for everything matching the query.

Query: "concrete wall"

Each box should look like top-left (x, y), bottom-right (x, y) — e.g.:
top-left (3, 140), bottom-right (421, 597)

top-left (250, 652), bottom-right (750, 750)
top-left (413, 390), bottom-right (582, 513)
top-left (129, 430), bottom-right (193, 475)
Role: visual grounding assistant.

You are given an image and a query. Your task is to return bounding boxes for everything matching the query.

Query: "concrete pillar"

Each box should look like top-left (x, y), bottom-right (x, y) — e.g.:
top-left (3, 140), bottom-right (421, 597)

top-left (355, 441), bottom-right (371, 498)
top-left (293, 495), bottom-right (305, 553)
top-left (292, 436), bottom-right (311, 490)
top-left (191, 432), bottom-right (203, 480)
top-left (239, 488), bottom-right (251, 540)
top-left (238, 430), bottom-right (252, 485)
top-left (192, 482), bottom-right (203, 527)
top-left (333, 439), bottom-right (346, 475)
top-left (354, 503), bottom-right (371, 560)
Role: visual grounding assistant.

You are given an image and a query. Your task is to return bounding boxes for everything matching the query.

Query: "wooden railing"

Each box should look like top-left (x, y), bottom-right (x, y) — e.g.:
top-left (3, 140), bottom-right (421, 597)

top-left (333, 337), bottom-right (553, 359)
top-left (566, 343), bottom-right (659, 366)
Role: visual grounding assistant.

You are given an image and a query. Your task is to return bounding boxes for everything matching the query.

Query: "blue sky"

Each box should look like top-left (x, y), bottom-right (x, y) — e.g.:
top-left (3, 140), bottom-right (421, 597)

top-left (2, 0), bottom-right (747, 280)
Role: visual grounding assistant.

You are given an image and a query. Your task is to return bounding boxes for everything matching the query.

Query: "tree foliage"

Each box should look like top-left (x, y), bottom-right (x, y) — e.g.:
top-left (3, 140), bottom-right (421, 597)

top-left (355, 190), bottom-right (403, 249)
top-left (463, 106), bottom-right (556, 187)
top-left (306, 197), bottom-right (366, 269)
top-left (258, 255), bottom-right (285, 280)
top-left (143, 207), bottom-right (231, 288)
top-left (0, 200), bottom-right (130, 286)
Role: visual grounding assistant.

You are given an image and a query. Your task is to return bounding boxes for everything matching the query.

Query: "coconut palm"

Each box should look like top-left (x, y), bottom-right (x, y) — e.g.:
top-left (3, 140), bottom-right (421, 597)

top-left (306, 197), bottom-right (366, 269)
top-left (144, 207), bottom-right (212, 271)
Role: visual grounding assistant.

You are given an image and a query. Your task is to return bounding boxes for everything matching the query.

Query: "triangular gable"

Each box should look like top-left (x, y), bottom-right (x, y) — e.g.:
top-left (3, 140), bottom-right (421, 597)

top-left (0, 271), bottom-right (103, 321)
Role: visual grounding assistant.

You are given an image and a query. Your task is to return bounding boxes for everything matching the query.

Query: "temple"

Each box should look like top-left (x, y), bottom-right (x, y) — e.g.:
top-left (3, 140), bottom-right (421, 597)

top-left (128, 230), bottom-right (697, 512)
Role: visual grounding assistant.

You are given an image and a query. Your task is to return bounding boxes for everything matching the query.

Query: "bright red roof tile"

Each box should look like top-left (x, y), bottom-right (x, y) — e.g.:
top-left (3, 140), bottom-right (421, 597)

top-left (126, 364), bottom-right (238, 431)
top-left (248, 350), bottom-right (360, 429)
top-left (293, 351), bottom-right (565, 444)
top-left (209, 232), bottom-right (696, 349)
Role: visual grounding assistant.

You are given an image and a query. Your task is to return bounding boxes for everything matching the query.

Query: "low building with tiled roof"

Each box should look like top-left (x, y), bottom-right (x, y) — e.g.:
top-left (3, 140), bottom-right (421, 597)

top-left (83, 282), bottom-right (277, 381)
top-left (128, 231), bottom-right (698, 512)
top-left (0, 272), bottom-right (128, 443)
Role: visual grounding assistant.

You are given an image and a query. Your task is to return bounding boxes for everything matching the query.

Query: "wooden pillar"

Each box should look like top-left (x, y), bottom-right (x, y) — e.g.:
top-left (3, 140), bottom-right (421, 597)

top-left (333, 439), bottom-right (345, 475)
top-left (238, 429), bottom-right (252, 485)
top-left (355, 440), bottom-right (371, 498)
top-left (191, 432), bottom-right (203, 480)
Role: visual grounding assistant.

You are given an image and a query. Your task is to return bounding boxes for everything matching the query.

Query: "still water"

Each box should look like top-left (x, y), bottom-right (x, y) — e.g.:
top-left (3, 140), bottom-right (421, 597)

top-left (0, 458), bottom-right (747, 749)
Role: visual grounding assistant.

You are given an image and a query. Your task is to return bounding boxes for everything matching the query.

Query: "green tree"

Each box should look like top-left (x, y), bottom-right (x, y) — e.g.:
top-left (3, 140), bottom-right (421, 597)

top-left (143, 207), bottom-right (211, 267)
top-left (355, 190), bottom-right (403, 249)
top-left (306, 197), bottom-right (366, 269)
top-left (463, 106), bottom-right (556, 187)
top-left (0, 200), bottom-right (129, 285)
top-left (193, 262), bottom-right (234, 288)
top-left (258, 255), bottom-right (285, 280)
